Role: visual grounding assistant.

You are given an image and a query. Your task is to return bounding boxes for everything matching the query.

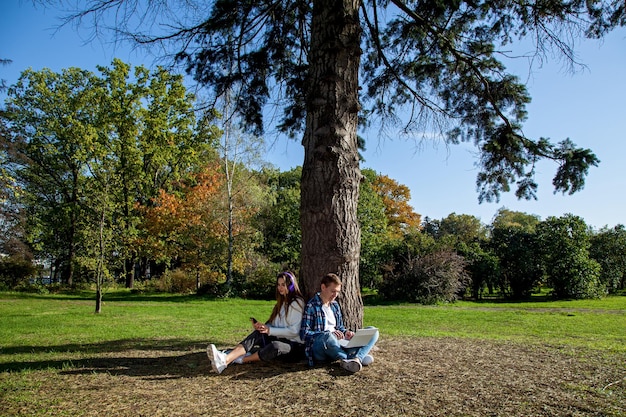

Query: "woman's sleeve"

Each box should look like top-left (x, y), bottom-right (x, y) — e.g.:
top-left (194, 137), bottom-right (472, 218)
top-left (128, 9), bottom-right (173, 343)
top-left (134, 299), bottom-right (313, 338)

top-left (267, 300), bottom-right (304, 339)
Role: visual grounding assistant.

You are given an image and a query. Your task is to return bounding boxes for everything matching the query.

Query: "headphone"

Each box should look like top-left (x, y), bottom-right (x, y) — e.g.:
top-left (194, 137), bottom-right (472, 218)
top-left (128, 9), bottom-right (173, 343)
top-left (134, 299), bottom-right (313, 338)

top-left (281, 271), bottom-right (296, 292)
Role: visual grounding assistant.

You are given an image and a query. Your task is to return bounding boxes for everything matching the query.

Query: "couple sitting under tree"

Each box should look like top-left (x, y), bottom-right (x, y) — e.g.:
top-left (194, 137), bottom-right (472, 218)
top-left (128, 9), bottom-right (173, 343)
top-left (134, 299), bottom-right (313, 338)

top-left (207, 272), bottom-right (379, 374)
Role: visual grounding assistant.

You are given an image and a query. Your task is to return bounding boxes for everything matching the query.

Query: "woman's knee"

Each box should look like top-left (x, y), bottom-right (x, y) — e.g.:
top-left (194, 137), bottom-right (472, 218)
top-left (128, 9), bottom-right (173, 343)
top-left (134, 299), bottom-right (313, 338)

top-left (259, 340), bottom-right (290, 361)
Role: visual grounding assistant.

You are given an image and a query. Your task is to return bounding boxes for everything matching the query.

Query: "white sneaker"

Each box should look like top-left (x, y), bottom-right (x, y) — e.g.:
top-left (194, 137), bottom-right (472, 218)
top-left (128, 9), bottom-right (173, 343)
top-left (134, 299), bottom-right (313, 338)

top-left (361, 354), bottom-right (374, 366)
top-left (207, 344), bottom-right (227, 374)
top-left (340, 358), bottom-right (362, 373)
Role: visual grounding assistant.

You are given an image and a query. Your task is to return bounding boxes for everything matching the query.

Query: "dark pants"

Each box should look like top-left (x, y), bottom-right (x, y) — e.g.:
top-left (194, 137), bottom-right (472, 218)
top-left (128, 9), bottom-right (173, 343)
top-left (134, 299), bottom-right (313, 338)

top-left (239, 330), bottom-right (305, 362)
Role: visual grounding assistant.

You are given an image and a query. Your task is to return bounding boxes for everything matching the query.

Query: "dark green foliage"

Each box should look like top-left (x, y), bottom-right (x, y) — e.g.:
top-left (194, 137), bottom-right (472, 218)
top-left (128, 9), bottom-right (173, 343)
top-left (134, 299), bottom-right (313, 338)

top-left (427, 213), bottom-right (495, 299)
top-left (360, 1), bottom-right (609, 202)
top-left (537, 214), bottom-right (604, 299)
top-left (0, 256), bottom-right (39, 288)
top-left (176, 0), bottom-right (311, 138)
top-left (490, 226), bottom-right (543, 299)
top-left (379, 230), bottom-right (470, 304)
top-left (589, 224), bottom-right (626, 293)
top-left (255, 167), bottom-right (302, 269)
top-left (464, 246), bottom-right (500, 300)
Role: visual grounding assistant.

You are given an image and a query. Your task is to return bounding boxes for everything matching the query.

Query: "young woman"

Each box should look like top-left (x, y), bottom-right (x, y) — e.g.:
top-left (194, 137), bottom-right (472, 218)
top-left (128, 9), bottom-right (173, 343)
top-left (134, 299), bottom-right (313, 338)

top-left (207, 271), bottom-right (305, 374)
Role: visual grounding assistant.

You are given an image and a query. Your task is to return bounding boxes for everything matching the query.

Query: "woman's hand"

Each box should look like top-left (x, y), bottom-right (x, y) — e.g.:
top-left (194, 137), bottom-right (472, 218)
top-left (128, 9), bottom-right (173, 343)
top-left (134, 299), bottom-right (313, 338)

top-left (254, 322), bottom-right (269, 334)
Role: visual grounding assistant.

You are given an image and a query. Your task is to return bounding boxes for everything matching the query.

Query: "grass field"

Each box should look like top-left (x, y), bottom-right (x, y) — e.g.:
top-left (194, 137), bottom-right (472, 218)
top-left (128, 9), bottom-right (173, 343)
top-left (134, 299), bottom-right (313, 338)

top-left (1, 291), bottom-right (625, 416)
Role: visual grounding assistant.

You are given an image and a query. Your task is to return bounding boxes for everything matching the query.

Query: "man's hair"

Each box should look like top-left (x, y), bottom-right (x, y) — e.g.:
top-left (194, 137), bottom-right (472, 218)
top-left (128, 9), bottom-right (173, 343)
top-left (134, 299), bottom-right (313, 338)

top-left (321, 273), bottom-right (341, 287)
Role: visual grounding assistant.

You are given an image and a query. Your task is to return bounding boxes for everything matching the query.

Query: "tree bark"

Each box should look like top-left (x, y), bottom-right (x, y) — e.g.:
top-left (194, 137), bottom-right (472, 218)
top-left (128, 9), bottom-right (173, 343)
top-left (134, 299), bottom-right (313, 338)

top-left (95, 288), bottom-right (102, 314)
top-left (301, 0), bottom-right (363, 329)
top-left (125, 257), bottom-right (135, 289)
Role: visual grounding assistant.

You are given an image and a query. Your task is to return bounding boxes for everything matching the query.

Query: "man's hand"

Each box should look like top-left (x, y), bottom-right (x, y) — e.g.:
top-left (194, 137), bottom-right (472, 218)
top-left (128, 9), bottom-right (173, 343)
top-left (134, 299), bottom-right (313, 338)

top-left (345, 330), bottom-right (354, 340)
top-left (333, 330), bottom-right (344, 339)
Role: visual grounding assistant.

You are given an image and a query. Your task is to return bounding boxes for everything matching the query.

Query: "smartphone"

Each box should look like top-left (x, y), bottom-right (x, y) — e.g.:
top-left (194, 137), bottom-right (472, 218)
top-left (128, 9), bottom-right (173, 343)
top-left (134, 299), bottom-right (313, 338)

top-left (250, 317), bottom-right (258, 324)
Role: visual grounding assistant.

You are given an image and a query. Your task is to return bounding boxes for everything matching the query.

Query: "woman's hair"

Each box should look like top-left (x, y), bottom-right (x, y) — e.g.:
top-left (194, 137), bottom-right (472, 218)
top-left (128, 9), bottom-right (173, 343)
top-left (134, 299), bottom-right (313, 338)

top-left (268, 271), bottom-right (304, 323)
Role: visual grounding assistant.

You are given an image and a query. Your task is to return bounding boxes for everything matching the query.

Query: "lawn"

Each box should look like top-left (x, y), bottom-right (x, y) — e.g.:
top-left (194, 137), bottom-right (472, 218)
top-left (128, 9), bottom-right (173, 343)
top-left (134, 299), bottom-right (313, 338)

top-left (1, 291), bottom-right (624, 416)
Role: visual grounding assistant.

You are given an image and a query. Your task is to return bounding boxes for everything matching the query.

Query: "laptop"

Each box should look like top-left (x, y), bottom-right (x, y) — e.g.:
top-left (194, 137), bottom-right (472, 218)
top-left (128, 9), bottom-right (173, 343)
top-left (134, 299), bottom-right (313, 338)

top-left (338, 327), bottom-right (378, 348)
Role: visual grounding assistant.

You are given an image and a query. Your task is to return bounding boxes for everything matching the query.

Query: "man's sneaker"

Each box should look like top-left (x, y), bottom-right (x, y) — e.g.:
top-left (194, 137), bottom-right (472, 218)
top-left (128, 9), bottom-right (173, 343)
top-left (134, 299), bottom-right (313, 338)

top-left (340, 358), bottom-right (362, 373)
top-left (207, 344), bottom-right (227, 374)
top-left (361, 354), bottom-right (374, 366)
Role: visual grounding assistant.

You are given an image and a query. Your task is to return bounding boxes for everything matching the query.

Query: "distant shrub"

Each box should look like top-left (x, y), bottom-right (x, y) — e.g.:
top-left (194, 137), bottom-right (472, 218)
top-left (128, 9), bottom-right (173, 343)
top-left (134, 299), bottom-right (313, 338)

top-left (150, 269), bottom-right (196, 293)
top-left (380, 249), bottom-right (470, 304)
top-left (0, 256), bottom-right (39, 288)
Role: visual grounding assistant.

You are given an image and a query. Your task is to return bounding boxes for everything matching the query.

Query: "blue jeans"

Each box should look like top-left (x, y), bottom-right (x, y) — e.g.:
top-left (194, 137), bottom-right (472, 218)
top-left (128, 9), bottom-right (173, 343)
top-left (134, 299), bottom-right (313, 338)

top-left (311, 326), bottom-right (379, 363)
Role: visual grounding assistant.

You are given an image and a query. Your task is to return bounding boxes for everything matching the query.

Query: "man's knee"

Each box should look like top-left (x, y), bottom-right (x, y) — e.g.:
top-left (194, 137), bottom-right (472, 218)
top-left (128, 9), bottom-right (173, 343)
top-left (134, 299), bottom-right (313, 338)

top-left (319, 331), bottom-right (340, 347)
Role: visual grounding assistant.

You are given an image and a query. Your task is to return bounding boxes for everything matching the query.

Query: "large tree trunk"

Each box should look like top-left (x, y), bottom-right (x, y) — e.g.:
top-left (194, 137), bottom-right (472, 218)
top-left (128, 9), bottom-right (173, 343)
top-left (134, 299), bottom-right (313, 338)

top-left (300, 0), bottom-right (363, 329)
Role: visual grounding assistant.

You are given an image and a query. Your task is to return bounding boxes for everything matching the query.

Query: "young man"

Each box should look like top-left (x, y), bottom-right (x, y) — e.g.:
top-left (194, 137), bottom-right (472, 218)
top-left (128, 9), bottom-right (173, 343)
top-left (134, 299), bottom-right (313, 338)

top-left (300, 273), bottom-right (379, 373)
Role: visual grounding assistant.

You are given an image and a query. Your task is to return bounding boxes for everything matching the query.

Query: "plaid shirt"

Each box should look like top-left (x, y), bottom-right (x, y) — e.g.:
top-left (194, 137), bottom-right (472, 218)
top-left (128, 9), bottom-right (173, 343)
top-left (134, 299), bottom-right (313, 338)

top-left (300, 293), bottom-right (346, 366)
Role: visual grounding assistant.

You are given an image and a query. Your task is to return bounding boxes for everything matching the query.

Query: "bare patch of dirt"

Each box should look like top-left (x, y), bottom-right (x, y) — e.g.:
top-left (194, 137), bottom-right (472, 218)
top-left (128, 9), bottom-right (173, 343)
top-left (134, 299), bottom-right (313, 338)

top-left (1, 337), bottom-right (624, 416)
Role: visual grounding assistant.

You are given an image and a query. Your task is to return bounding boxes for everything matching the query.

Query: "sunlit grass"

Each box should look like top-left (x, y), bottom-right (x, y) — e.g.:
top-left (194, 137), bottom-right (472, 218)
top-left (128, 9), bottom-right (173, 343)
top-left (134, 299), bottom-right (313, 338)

top-left (365, 302), bottom-right (626, 352)
top-left (1, 290), bottom-right (624, 371)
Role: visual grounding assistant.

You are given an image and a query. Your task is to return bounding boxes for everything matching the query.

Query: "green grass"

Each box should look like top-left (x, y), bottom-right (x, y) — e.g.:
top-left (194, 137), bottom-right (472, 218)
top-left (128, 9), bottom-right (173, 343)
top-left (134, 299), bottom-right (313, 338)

top-left (366, 302), bottom-right (626, 352)
top-left (1, 290), bottom-right (624, 417)
top-left (1, 290), bottom-right (625, 371)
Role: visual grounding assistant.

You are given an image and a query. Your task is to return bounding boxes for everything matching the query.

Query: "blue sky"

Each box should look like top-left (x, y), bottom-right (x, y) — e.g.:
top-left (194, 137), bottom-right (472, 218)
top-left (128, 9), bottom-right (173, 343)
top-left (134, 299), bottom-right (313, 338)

top-left (2, 1), bottom-right (625, 229)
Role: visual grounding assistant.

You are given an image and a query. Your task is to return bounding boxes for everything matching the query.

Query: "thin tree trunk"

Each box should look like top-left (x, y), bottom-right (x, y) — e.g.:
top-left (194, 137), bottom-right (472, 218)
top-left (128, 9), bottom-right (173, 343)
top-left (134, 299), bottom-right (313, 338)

top-left (301, 0), bottom-right (363, 329)
top-left (95, 288), bottom-right (102, 314)
top-left (227, 194), bottom-right (233, 286)
top-left (67, 216), bottom-right (76, 287)
top-left (125, 258), bottom-right (135, 289)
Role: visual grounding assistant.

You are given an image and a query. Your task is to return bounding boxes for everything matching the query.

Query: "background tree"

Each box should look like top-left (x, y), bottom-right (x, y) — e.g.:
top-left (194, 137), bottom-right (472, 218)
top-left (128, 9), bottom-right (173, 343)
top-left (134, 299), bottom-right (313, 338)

top-left (379, 229), bottom-right (469, 304)
top-left (98, 59), bottom-right (215, 288)
top-left (437, 213), bottom-right (487, 244)
top-left (434, 213), bottom-right (493, 299)
top-left (372, 173), bottom-right (421, 236)
top-left (489, 209), bottom-right (542, 299)
top-left (50, 0), bottom-right (624, 326)
top-left (216, 121), bottom-right (267, 289)
top-left (138, 165), bottom-right (227, 288)
top-left (536, 214), bottom-right (603, 299)
top-left (4, 67), bottom-right (103, 285)
top-left (589, 225), bottom-right (626, 293)
top-left (76, 169), bottom-right (117, 313)
top-left (491, 208), bottom-right (541, 231)
top-left (358, 168), bottom-right (394, 290)
top-left (0, 116), bottom-right (31, 263)
top-left (255, 167), bottom-right (303, 270)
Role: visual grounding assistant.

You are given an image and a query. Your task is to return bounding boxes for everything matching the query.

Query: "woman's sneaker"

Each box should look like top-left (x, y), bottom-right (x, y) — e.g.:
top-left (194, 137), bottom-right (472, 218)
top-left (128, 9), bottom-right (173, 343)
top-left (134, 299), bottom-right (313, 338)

top-left (207, 344), bottom-right (227, 374)
top-left (340, 358), bottom-right (362, 373)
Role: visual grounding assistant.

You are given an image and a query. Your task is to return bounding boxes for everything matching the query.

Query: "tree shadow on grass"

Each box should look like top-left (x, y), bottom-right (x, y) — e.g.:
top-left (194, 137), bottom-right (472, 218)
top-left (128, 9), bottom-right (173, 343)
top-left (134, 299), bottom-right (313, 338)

top-left (1, 291), bottom-right (219, 303)
top-left (0, 338), bottom-right (316, 380)
top-left (0, 352), bottom-right (208, 378)
top-left (0, 338), bottom-right (213, 374)
top-left (0, 338), bottom-right (211, 357)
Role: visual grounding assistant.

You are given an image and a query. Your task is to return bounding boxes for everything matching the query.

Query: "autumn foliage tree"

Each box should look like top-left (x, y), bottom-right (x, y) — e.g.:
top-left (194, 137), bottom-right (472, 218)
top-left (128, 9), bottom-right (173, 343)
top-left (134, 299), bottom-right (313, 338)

top-left (139, 165), bottom-right (226, 288)
top-left (372, 174), bottom-right (422, 235)
top-left (139, 161), bottom-right (265, 290)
